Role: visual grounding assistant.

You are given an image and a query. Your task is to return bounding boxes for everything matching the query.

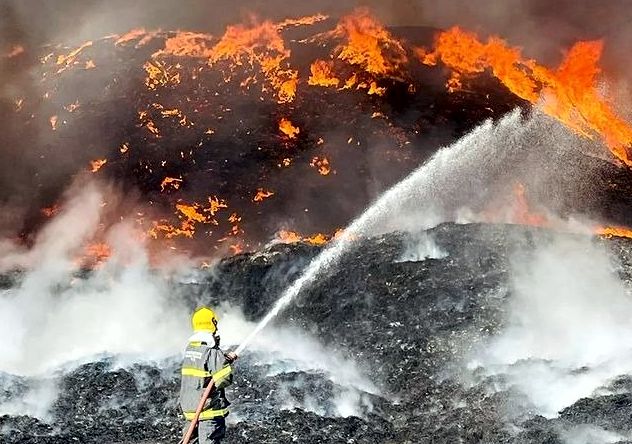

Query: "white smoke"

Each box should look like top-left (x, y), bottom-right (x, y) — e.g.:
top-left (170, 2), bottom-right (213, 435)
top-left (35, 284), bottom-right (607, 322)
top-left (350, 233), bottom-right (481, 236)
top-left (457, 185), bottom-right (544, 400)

top-left (216, 304), bottom-right (378, 418)
top-left (0, 378), bottom-right (58, 420)
top-left (472, 234), bottom-right (632, 417)
top-left (0, 181), bottom-right (374, 420)
top-left (560, 424), bottom-right (628, 444)
top-left (397, 231), bottom-right (448, 262)
top-left (0, 183), bottom-right (191, 377)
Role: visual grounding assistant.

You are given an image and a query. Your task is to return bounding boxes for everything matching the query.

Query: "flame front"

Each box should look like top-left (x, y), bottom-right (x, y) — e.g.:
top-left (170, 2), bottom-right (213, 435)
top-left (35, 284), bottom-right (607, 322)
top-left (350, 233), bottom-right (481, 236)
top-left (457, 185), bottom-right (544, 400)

top-left (420, 27), bottom-right (632, 165)
top-left (82, 242), bottom-right (112, 266)
top-left (307, 9), bottom-right (407, 96)
top-left (331, 8), bottom-right (407, 78)
top-left (209, 20), bottom-right (297, 103)
top-left (24, 8), bottom-right (632, 261)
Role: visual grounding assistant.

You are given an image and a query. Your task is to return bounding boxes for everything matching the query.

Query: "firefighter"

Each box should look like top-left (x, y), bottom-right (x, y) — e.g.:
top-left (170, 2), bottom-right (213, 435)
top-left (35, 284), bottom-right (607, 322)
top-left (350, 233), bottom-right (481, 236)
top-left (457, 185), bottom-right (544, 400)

top-left (180, 307), bottom-right (238, 444)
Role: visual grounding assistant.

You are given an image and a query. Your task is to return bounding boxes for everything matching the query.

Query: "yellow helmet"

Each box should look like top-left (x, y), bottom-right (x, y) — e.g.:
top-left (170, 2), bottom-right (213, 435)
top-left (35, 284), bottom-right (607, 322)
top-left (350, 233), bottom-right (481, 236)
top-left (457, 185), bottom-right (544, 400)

top-left (191, 306), bottom-right (218, 333)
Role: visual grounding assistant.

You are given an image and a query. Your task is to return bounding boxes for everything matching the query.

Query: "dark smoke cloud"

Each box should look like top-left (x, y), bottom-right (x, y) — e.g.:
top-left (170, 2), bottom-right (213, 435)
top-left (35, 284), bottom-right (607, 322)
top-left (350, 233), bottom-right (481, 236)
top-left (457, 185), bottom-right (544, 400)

top-left (3, 0), bottom-right (631, 92)
top-left (2, 0), bottom-right (631, 47)
top-left (415, 0), bottom-right (632, 73)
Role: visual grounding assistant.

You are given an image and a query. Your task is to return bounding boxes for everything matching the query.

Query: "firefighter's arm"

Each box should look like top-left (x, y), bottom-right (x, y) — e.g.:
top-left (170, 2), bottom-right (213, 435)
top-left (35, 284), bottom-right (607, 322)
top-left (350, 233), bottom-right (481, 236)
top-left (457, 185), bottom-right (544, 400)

top-left (208, 349), bottom-right (235, 390)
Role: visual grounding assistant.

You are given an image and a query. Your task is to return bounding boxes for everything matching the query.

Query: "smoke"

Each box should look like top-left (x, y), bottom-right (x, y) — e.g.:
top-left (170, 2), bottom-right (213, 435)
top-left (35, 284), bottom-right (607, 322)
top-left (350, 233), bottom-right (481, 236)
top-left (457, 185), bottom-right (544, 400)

top-left (5, 0), bottom-right (631, 69)
top-left (397, 231), bottom-right (448, 262)
top-left (0, 182), bottom-right (191, 376)
top-left (0, 377), bottom-right (57, 420)
top-left (472, 233), bottom-right (632, 417)
top-left (560, 425), bottom-right (628, 444)
top-left (0, 179), bottom-right (375, 421)
top-left (216, 304), bottom-right (378, 418)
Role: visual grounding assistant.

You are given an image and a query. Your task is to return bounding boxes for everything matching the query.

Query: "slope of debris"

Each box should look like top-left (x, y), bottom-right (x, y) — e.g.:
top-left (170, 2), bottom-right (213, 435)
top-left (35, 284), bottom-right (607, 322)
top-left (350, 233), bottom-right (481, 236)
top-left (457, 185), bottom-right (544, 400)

top-left (0, 18), bottom-right (528, 250)
top-left (3, 222), bottom-right (632, 443)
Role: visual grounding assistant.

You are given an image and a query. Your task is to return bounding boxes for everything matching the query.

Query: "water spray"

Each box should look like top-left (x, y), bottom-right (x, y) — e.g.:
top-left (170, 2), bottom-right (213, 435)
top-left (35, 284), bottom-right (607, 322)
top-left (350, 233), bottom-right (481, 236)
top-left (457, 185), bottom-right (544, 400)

top-left (235, 110), bottom-right (532, 355)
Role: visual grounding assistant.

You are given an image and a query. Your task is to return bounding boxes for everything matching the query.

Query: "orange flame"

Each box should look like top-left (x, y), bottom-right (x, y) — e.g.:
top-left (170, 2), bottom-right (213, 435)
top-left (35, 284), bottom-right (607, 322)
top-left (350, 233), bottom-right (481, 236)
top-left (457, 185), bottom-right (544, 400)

top-left (160, 177), bottom-right (182, 192)
top-left (304, 233), bottom-right (328, 245)
top-left (421, 27), bottom-right (632, 165)
top-left (331, 8), bottom-right (407, 77)
top-left (149, 196), bottom-right (229, 240)
top-left (207, 196), bottom-right (228, 216)
top-left (310, 156), bottom-right (331, 175)
top-left (276, 14), bottom-right (329, 30)
top-left (279, 117), bottom-right (300, 139)
top-left (115, 28), bottom-right (150, 46)
top-left (90, 159), bottom-right (107, 172)
top-left (367, 81), bottom-right (386, 96)
top-left (277, 230), bottom-right (302, 243)
top-left (597, 226), bottom-right (632, 239)
top-left (276, 230), bottom-right (335, 246)
top-left (153, 31), bottom-right (214, 58)
top-left (55, 41), bottom-right (93, 73)
top-left (253, 188), bottom-right (275, 202)
top-left (226, 212), bottom-right (243, 237)
top-left (176, 203), bottom-right (208, 223)
top-left (143, 60), bottom-right (181, 90)
top-left (149, 222), bottom-right (195, 239)
top-left (209, 20), bottom-right (297, 103)
top-left (308, 60), bottom-right (340, 88)
top-left (150, 202), bottom-right (209, 239)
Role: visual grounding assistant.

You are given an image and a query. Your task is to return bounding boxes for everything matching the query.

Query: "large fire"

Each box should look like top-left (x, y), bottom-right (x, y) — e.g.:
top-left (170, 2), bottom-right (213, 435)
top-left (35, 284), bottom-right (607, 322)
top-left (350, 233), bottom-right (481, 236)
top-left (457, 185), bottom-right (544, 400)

top-left (330, 8), bottom-right (407, 78)
top-left (419, 27), bottom-right (632, 166)
top-left (6, 7), bottom-right (632, 260)
top-left (306, 8), bottom-right (405, 95)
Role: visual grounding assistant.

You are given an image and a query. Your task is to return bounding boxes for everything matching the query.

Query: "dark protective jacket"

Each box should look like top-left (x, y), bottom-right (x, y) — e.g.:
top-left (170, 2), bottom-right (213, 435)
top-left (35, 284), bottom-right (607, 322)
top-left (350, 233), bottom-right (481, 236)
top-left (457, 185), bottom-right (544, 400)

top-left (179, 333), bottom-right (234, 421)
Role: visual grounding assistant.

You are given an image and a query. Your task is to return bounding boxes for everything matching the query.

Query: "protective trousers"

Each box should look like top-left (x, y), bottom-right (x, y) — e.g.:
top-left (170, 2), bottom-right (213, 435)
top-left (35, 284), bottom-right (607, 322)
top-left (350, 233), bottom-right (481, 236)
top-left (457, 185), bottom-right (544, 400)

top-left (184, 417), bottom-right (227, 444)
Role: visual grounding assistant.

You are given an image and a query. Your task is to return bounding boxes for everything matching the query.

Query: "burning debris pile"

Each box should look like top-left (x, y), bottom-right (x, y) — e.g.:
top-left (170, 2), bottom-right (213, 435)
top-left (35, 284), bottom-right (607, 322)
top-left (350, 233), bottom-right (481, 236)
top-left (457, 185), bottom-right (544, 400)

top-left (4, 223), bottom-right (632, 443)
top-left (4, 7), bottom-right (632, 260)
top-left (4, 4), bottom-right (632, 443)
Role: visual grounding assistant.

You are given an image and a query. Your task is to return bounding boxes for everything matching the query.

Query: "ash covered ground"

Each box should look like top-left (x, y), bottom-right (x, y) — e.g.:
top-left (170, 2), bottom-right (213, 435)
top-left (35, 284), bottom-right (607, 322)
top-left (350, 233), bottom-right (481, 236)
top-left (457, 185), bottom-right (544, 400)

top-left (4, 223), bottom-right (632, 443)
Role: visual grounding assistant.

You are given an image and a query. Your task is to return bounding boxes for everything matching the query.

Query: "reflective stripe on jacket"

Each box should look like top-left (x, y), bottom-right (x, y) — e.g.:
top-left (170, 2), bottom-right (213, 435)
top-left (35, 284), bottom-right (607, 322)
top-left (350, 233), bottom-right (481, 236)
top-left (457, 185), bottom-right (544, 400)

top-left (179, 339), bottom-right (233, 420)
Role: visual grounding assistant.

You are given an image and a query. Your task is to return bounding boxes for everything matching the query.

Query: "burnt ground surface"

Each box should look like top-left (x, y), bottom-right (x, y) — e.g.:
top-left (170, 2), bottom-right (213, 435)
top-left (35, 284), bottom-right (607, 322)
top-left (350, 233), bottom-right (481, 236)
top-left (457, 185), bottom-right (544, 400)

top-left (3, 222), bottom-right (632, 443)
